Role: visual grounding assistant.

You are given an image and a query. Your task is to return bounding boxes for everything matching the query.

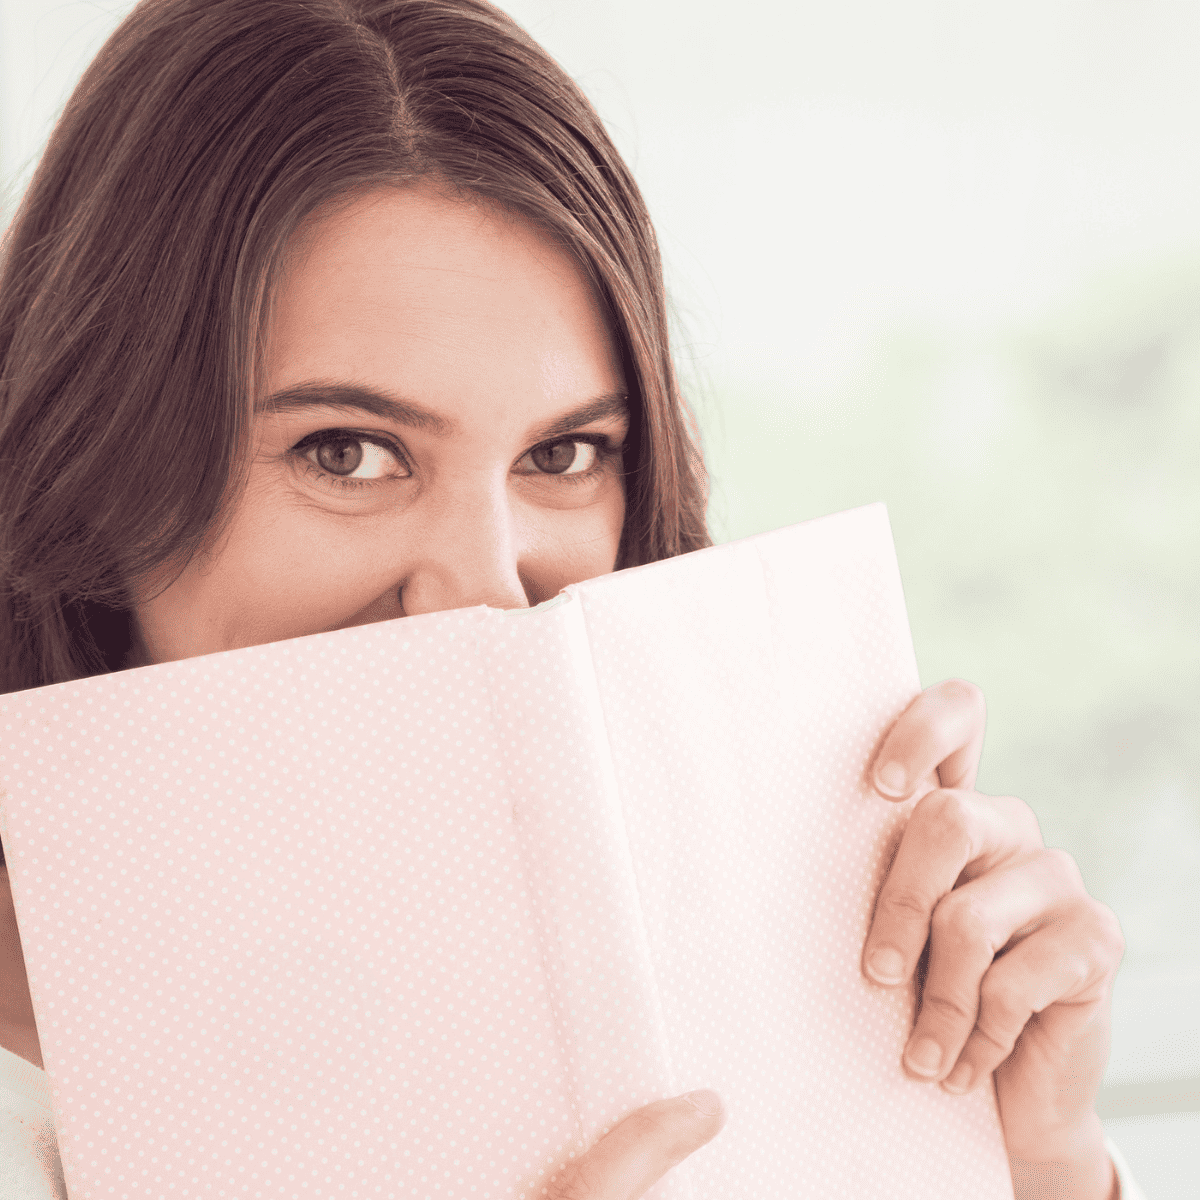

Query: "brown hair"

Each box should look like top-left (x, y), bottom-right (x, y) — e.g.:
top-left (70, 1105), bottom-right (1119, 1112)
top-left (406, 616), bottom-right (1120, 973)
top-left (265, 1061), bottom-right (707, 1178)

top-left (0, 0), bottom-right (710, 713)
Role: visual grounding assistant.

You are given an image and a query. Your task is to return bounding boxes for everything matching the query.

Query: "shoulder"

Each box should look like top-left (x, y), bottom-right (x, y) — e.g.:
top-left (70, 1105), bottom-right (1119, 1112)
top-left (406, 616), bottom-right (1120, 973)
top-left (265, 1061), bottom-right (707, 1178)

top-left (0, 1047), bottom-right (67, 1199)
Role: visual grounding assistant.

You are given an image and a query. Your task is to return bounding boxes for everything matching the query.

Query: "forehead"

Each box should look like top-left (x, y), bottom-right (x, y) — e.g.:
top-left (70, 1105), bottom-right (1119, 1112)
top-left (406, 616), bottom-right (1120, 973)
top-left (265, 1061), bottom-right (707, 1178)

top-left (277, 183), bottom-right (594, 325)
top-left (265, 182), bottom-right (622, 411)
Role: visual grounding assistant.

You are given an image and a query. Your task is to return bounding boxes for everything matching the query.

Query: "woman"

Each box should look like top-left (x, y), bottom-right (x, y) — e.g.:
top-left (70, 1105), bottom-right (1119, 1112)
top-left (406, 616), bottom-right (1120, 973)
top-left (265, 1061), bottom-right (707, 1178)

top-left (0, 1), bottom-right (1136, 1197)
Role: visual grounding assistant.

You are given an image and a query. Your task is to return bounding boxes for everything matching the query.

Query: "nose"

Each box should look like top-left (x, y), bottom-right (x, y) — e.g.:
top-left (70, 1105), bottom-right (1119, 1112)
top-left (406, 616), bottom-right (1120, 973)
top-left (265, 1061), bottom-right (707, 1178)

top-left (397, 484), bottom-right (532, 618)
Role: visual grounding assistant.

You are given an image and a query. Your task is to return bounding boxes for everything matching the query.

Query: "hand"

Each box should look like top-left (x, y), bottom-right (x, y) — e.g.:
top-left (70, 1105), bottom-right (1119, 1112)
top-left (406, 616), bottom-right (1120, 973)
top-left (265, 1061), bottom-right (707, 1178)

top-left (864, 685), bottom-right (1125, 1200)
top-left (870, 678), bottom-right (988, 800)
top-left (545, 1091), bottom-right (725, 1199)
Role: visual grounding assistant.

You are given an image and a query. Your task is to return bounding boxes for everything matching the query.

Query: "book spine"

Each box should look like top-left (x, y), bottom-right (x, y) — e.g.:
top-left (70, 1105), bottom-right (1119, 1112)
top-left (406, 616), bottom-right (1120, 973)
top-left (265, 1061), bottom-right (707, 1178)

top-left (485, 597), bottom-right (687, 1196)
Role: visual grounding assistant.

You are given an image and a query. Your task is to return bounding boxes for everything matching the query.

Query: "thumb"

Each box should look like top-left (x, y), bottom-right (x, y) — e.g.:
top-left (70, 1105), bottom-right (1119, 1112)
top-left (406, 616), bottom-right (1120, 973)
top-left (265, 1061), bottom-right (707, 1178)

top-left (545, 1090), bottom-right (726, 1200)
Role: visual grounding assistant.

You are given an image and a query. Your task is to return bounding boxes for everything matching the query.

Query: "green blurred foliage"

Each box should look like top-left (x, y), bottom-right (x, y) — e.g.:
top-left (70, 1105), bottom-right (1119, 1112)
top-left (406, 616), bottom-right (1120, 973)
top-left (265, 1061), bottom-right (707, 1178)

top-left (699, 251), bottom-right (1200, 972)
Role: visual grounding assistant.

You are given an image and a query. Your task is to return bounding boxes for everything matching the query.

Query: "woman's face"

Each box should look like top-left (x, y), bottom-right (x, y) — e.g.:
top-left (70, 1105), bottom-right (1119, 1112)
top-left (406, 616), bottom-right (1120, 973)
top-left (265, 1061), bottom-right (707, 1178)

top-left (132, 182), bottom-right (629, 664)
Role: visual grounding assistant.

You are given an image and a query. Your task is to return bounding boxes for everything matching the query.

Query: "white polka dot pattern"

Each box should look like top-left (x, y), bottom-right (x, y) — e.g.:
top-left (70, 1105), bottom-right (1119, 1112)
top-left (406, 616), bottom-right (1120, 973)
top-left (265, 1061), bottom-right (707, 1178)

top-left (0, 504), bottom-right (1014, 1199)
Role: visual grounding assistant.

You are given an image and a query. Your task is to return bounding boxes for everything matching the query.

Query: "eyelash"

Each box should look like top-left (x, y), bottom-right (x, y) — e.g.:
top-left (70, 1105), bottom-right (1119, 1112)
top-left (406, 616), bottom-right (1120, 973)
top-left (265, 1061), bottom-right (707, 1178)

top-left (289, 429), bottom-right (623, 492)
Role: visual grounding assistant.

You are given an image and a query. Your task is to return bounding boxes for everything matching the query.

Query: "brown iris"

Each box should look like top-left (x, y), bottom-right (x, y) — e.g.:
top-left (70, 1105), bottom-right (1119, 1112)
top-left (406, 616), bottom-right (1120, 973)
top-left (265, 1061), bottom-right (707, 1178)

top-left (530, 441), bottom-right (581, 474)
top-left (316, 437), bottom-right (364, 475)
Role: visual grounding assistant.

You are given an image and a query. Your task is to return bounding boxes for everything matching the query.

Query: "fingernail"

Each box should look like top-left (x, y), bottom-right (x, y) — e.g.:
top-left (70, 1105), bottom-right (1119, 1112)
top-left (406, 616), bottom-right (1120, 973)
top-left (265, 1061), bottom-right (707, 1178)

top-left (682, 1089), bottom-right (723, 1116)
top-left (867, 947), bottom-right (906, 985)
top-left (875, 761), bottom-right (908, 796)
top-left (941, 1061), bottom-right (973, 1094)
top-left (905, 1037), bottom-right (942, 1077)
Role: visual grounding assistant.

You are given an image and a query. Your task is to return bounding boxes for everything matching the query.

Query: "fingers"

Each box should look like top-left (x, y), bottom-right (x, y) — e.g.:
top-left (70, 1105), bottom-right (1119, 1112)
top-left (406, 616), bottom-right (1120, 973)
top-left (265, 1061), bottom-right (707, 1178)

top-left (545, 1091), bottom-right (726, 1200)
top-left (941, 897), bottom-right (1124, 1097)
top-left (863, 789), bottom-right (1043, 987)
top-left (872, 679), bottom-right (986, 802)
top-left (897, 849), bottom-right (1093, 1086)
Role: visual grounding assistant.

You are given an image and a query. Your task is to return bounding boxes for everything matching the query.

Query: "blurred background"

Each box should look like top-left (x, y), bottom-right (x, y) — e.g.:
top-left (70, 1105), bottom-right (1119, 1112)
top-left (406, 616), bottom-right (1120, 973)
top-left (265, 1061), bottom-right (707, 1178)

top-left (2, 0), bottom-right (1197, 1193)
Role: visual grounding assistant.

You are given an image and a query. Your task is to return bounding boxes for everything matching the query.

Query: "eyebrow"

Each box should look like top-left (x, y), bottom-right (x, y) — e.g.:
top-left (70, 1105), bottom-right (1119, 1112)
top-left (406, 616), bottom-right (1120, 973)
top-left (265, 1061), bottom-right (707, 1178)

top-left (255, 383), bottom-right (630, 444)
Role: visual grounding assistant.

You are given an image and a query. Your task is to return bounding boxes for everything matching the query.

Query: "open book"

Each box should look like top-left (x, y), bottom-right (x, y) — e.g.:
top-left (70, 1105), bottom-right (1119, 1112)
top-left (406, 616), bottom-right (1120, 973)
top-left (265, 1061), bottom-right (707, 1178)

top-left (0, 503), bottom-right (1014, 1199)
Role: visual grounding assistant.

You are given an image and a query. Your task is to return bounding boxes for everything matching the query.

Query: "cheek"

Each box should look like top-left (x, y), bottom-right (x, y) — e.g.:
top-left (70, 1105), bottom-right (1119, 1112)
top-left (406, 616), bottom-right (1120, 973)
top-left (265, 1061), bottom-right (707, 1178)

top-left (520, 485), bottom-right (626, 587)
top-left (211, 508), bottom-right (399, 643)
top-left (190, 468), bottom-right (627, 647)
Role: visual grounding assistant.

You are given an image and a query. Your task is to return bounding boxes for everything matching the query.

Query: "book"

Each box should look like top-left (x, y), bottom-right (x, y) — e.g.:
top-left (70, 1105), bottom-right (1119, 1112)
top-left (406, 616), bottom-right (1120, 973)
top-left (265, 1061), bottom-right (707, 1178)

top-left (0, 503), bottom-right (1014, 1198)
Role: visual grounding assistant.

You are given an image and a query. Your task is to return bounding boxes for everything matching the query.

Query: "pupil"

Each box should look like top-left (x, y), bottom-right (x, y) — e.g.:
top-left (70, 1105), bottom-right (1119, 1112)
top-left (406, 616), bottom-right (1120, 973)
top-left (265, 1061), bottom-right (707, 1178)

top-left (317, 437), bottom-right (363, 475)
top-left (531, 441), bottom-right (577, 474)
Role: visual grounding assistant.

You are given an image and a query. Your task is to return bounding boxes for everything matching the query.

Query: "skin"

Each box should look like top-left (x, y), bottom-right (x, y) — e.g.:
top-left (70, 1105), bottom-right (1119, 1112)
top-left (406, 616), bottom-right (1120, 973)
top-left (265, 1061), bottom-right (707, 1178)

top-left (0, 182), bottom-right (1121, 1199)
top-left (135, 181), bottom-right (630, 656)
top-left (868, 687), bottom-right (1123, 1200)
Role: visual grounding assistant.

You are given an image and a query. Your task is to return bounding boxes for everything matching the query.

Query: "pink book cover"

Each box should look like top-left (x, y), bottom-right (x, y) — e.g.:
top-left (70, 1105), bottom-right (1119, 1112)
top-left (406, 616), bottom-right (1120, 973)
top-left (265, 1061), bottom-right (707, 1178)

top-left (0, 503), bottom-right (1014, 1198)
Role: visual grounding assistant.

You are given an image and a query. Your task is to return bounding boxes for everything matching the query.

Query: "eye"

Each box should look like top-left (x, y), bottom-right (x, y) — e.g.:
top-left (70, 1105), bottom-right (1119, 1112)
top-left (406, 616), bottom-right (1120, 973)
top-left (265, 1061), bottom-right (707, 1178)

top-left (291, 430), bottom-right (409, 488)
top-left (517, 439), bottom-right (601, 476)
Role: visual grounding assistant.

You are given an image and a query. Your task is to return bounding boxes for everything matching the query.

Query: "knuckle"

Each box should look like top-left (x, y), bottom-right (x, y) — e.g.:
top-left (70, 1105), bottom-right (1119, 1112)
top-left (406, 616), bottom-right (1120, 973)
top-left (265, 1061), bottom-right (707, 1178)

top-left (545, 1161), bottom-right (602, 1200)
top-left (1042, 846), bottom-right (1085, 890)
top-left (931, 891), bottom-right (986, 946)
top-left (1013, 798), bottom-right (1045, 846)
top-left (882, 886), bottom-right (933, 925)
top-left (1083, 898), bottom-right (1126, 967)
top-left (923, 989), bottom-right (978, 1026)
top-left (915, 788), bottom-right (972, 852)
top-left (978, 971), bottom-right (1027, 1029)
top-left (1044, 946), bottom-right (1093, 999)
top-left (1055, 893), bottom-right (1125, 976)
top-left (995, 795), bottom-right (1044, 849)
top-left (972, 1011), bottom-right (1020, 1059)
top-left (623, 1107), bottom-right (670, 1142)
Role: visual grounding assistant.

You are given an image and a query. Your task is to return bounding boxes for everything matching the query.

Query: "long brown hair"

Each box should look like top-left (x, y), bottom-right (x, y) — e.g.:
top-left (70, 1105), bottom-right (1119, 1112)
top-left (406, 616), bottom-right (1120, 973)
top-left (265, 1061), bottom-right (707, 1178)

top-left (0, 0), bottom-right (710, 705)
